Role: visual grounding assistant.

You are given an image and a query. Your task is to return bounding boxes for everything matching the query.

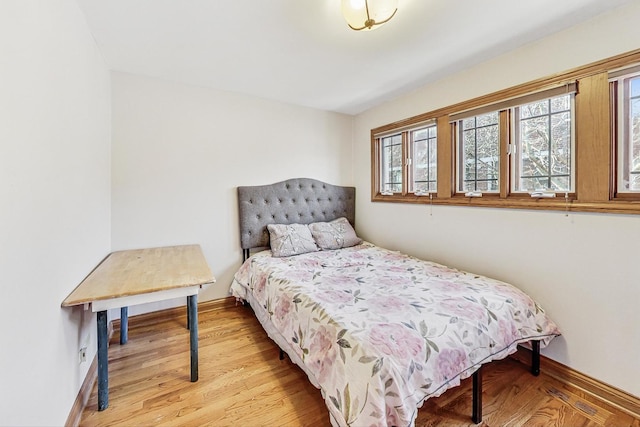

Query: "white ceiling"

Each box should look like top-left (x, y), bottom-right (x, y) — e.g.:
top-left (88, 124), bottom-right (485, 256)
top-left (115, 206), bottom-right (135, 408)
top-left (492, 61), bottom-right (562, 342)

top-left (76, 0), bottom-right (633, 115)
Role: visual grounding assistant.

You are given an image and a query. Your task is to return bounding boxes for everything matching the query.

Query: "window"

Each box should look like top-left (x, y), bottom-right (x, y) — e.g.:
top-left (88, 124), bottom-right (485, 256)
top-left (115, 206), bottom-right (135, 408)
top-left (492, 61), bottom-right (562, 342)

top-left (512, 94), bottom-right (575, 193)
top-left (449, 83), bottom-right (576, 197)
top-left (374, 120), bottom-right (437, 196)
top-left (371, 48), bottom-right (640, 214)
top-left (611, 68), bottom-right (640, 194)
top-left (380, 133), bottom-right (403, 194)
top-left (410, 124), bottom-right (437, 194)
top-left (456, 112), bottom-right (500, 193)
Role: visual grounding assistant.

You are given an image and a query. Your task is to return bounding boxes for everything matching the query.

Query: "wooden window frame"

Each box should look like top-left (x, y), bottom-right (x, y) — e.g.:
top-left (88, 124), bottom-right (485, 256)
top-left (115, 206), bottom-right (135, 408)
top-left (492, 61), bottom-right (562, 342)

top-left (610, 67), bottom-right (640, 200)
top-left (454, 111), bottom-right (501, 195)
top-left (377, 133), bottom-right (404, 195)
top-left (371, 48), bottom-right (640, 215)
top-left (372, 120), bottom-right (437, 200)
top-left (510, 93), bottom-right (576, 195)
top-left (409, 124), bottom-right (438, 195)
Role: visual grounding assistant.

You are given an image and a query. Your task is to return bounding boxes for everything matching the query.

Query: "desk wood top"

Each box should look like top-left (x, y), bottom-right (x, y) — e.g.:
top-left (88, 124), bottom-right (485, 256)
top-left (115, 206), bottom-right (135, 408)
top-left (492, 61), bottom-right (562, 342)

top-left (62, 244), bottom-right (216, 307)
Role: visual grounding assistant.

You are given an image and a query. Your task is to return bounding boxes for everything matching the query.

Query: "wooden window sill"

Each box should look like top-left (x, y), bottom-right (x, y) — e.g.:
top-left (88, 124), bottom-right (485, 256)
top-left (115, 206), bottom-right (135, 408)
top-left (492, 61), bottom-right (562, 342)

top-left (371, 194), bottom-right (640, 215)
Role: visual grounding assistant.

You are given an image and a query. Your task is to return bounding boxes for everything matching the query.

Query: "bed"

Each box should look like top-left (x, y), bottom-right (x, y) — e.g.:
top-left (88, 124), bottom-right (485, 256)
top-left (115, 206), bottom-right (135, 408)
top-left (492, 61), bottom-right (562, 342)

top-left (230, 178), bottom-right (560, 427)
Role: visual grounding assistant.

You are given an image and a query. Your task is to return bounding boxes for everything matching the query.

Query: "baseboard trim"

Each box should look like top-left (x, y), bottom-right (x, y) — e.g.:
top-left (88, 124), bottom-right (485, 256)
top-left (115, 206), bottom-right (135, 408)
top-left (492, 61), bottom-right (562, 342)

top-left (65, 298), bottom-right (235, 426)
top-left (511, 347), bottom-right (640, 419)
top-left (65, 321), bottom-right (114, 427)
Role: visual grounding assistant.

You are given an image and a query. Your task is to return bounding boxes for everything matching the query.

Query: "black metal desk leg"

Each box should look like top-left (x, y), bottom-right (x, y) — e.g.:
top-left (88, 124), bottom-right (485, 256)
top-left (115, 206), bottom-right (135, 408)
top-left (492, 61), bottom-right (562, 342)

top-left (97, 310), bottom-right (109, 410)
top-left (186, 298), bottom-right (190, 330)
top-left (187, 294), bottom-right (198, 381)
top-left (120, 307), bottom-right (128, 345)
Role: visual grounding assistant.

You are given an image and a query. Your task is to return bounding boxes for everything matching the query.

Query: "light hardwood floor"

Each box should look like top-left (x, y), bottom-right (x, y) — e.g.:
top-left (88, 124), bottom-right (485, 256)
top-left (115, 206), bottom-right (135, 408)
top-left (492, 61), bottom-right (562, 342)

top-left (79, 300), bottom-right (639, 426)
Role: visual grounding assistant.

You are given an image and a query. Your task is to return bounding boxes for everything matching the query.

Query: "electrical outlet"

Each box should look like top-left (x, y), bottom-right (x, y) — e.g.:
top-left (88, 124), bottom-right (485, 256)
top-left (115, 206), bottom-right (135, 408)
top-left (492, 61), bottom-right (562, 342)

top-left (79, 347), bottom-right (87, 363)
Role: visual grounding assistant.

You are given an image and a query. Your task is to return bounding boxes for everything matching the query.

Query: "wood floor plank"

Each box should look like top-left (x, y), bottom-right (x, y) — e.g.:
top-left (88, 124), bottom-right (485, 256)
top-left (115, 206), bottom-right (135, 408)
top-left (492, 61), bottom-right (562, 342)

top-left (79, 304), bottom-right (640, 427)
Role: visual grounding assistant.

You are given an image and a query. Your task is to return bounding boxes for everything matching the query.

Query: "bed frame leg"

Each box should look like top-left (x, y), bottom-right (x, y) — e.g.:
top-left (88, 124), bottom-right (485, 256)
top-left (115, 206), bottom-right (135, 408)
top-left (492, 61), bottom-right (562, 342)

top-left (279, 349), bottom-right (285, 360)
top-left (472, 366), bottom-right (483, 424)
top-left (531, 340), bottom-right (540, 376)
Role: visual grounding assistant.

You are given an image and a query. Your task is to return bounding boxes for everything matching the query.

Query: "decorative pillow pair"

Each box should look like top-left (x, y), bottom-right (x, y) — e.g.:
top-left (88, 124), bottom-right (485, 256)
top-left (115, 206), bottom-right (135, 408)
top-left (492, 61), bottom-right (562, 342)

top-left (267, 217), bottom-right (362, 257)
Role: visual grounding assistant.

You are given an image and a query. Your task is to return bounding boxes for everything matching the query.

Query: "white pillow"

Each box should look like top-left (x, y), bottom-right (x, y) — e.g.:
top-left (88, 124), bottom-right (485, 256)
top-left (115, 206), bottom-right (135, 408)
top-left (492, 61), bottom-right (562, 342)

top-left (267, 223), bottom-right (319, 257)
top-left (308, 217), bottom-right (362, 250)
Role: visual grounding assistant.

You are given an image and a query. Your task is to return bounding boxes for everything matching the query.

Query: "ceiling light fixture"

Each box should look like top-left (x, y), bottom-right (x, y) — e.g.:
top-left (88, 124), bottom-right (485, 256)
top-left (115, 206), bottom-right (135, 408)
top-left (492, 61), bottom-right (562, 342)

top-left (341, 0), bottom-right (398, 31)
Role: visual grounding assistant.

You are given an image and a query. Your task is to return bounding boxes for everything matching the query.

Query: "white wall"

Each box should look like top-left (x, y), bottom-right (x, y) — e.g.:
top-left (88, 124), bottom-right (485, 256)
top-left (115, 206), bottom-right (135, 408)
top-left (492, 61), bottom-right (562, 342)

top-left (0, 1), bottom-right (111, 425)
top-left (353, 2), bottom-right (640, 397)
top-left (111, 72), bottom-right (353, 312)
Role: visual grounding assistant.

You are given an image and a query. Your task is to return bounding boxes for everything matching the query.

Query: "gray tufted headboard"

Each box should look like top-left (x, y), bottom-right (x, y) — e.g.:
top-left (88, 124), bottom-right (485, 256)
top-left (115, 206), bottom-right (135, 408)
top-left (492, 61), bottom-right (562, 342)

top-left (237, 178), bottom-right (356, 253)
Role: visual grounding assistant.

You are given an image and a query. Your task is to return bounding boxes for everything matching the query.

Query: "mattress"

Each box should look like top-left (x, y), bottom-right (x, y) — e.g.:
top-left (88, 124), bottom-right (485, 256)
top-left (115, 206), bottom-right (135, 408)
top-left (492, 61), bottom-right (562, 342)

top-left (231, 242), bottom-right (560, 427)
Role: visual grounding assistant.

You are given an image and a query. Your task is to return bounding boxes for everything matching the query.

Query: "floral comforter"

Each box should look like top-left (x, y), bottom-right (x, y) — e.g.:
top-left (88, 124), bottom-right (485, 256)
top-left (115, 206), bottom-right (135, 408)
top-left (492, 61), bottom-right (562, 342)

top-left (230, 243), bottom-right (560, 427)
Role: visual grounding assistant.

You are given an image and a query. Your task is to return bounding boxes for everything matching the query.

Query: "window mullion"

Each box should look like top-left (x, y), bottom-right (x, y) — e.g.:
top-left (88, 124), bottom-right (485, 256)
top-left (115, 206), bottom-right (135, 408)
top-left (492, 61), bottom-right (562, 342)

top-left (547, 99), bottom-right (553, 190)
top-left (474, 118), bottom-right (479, 191)
top-left (402, 131), bottom-right (409, 195)
top-left (500, 110), bottom-right (510, 198)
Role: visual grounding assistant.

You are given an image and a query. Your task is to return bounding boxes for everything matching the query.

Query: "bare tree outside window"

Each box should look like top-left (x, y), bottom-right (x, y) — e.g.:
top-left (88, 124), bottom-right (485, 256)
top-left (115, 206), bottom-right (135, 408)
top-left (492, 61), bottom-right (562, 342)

top-left (514, 94), bottom-right (573, 192)
top-left (624, 76), bottom-right (640, 191)
top-left (631, 78), bottom-right (640, 190)
top-left (411, 125), bottom-right (437, 193)
top-left (458, 112), bottom-right (500, 192)
top-left (381, 134), bottom-right (403, 193)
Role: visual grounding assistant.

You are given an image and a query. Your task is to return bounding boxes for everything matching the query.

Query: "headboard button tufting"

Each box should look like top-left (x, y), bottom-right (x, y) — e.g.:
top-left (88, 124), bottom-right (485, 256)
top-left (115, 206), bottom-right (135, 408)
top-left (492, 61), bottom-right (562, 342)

top-left (237, 178), bottom-right (355, 250)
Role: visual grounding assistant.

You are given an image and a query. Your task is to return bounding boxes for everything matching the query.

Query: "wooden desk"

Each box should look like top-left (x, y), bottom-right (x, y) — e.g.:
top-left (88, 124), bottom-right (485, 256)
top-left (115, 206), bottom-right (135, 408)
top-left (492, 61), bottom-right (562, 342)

top-left (62, 244), bottom-right (216, 411)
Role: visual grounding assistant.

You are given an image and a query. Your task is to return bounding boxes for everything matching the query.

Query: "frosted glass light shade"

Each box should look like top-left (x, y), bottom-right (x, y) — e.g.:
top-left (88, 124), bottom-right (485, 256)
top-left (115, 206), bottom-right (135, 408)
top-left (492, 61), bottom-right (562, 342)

top-left (341, 0), bottom-right (398, 31)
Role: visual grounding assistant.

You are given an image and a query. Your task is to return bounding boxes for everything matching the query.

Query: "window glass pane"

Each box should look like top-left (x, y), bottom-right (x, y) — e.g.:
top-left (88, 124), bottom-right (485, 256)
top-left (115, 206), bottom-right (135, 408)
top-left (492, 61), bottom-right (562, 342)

top-left (431, 147), bottom-right (438, 192)
top-left (476, 126), bottom-right (499, 183)
top-left (551, 111), bottom-right (571, 175)
top-left (520, 177), bottom-right (547, 192)
top-left (463, 129), bottom-right (476, 182)
top-left (413, 128), bottom-right (428, 140)
top-left (476, 112), bottom-right (498, 127)
top-left (631, 173), bottom-right (640, 191)
top-left (520, 100), bottom-right (549, 119)
top-left (462, 118), bottom-right (475, 130)
top-left (381, 134), bottom-right (402, 193)
top-left (631, 78), bottom-right (640, 97)
top-left (617, 75), bottom-right (640, 193)
top-left (514, 95), bottom-right (573, 192)
top-left (411, 124), bottom-right (437, 193)
top-left (458, 112), bottom-right (499, 192)
top-left (550, 95), bottom-right (570, 113)
top-left (630, 85), bottom-right (640, 190)
top-left (551, 176), bottom-right (570, 190)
